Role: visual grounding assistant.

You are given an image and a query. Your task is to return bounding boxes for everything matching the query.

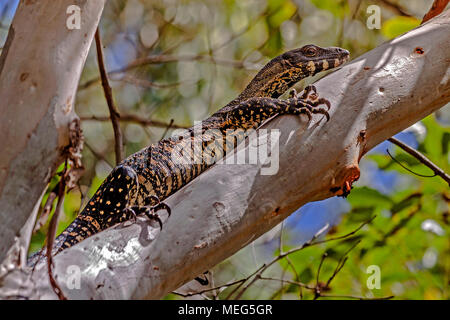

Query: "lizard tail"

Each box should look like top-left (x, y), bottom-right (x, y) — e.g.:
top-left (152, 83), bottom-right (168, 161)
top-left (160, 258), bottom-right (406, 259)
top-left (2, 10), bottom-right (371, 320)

top-left (27, 165), bottom-right (138, 267)
top-left (27, 216), bottom-right (98, 267)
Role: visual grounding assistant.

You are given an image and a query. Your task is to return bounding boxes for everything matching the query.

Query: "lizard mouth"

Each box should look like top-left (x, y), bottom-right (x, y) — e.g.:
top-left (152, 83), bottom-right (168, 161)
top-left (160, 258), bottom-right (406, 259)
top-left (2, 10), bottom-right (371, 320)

top-left (308, 52), bottom-right (350, 75)
top-left (333, 50), bottom-right (350, 67)
top-left (307, 48), bottom-right (350, 74)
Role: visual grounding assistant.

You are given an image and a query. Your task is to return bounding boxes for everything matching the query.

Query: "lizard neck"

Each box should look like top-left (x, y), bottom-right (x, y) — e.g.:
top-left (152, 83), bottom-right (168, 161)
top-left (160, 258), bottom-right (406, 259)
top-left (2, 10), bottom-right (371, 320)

top-left (226, 57), bottom-right (303, 108)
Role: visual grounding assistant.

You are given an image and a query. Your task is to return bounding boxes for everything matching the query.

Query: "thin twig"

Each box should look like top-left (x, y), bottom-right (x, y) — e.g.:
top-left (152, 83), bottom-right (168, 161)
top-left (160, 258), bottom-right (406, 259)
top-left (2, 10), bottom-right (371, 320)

top-left (259, 273), bottom-right (394, 300)
top-left (259, 277), bottom-right (315, 290)
top-left (309, 216), bottom-right (375, 246)
top-left (230, 217), bottom-right (374, 300)
top-left (45, 165), bottom-right (68, 300)
top-left (387, 149), bottom-right (436, 178)
top-left (172, 278), bottom-right (246, 298)
top-left (83, 141), bottom-right (114, 169)
top-left (285, 256), bottom-right (302, 299)
top-left (422, 0), bottom-right (449, 24)
top-left (382, 205), bottom-right (421, 240)
top-left (94, 28), bottom-right (123, 164)
top-left (388, 137), bottom-right (450, 186)
top-left (32, 182), bottom-right (59, 234)
top-left (224, 264), bottom-right (266, 300)
top-left (314, 253), bottom-right (328, 299)
top-left (325, 240), bottom-right (361, 288)
top-left (232, 273), bottom-right (261, 300)
top-left (160, 119), bottom-right (174, 140)
top-left (117, 54), bottom-right (249, 72)
top-left (378, 0), bottom-right (412, 17)
top-left (260, 277), bottom-right (393, 300)
top-left (113, 74), bottom-right (186, 89)
top-left (80, 114), bottom-right (188, 130)
top-left (209, 8), bottom-right (269, 53)
top-left (277, 222), bottom-right (286, 296)
top-left (79, 54), bottom-right (254, 91)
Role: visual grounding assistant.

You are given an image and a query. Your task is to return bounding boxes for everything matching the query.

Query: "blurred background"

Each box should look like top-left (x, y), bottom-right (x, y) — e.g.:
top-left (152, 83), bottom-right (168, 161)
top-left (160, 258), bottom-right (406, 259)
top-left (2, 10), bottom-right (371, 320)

top-left (1, 0), bottom-right (448, 299)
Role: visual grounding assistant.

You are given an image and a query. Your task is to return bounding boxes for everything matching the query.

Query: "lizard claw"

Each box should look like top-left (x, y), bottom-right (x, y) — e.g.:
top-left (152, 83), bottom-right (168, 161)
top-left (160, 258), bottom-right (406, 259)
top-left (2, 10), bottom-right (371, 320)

top-left (300, 85), bottom-right (317, 100)
top-left (124, 196), bottom-right (171, 230)
top-left (295, 85), bottom-right (331, 121)
top-left (289, 88), bottom-right (298, 99)
top-left (146, 194), bottom-right (171, 220)
top-left (311, 108), bottom-right (330, 122)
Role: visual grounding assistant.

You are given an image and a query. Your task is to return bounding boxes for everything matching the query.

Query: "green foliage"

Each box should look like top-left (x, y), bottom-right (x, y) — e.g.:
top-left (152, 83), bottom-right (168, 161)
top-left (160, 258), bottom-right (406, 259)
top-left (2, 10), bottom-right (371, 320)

top-left (381, 16), bottom-right (420, 39)
top-left (310, 0), bottom-right (349, 18)
top-left (274, 182), bottom-right (448, 300)
top-left (268, 0), bottom-right (297, 27)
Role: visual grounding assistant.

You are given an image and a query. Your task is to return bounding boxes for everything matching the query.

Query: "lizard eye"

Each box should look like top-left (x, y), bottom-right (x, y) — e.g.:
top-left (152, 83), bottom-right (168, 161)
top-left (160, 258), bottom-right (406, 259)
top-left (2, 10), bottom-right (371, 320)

top-left (304, 46), bottom-right (317, 57)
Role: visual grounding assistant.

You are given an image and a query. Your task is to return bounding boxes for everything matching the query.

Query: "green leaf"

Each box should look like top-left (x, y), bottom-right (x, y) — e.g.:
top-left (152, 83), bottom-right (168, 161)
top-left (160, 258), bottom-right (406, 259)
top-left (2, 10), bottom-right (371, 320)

top-left (347, 186), bottom-right (393, 209)
top-left (421, 116), bottom-right (445, 160)
top-left (367, 154), bottom-right (390, 167)
top-left (381, 16), bottom-right (420, 39)
top-left (442, 132), bottom-right (450, 156)
top-left (391, 193), bottom-right (421, 215)
top-left (310, 0), bottom-right (348, 18)
top-left (299, 267), bottom-right (313, 284)
top-left (268, 0), bottom-right (297, 28)
top-left (386, 153), bottom-right (421, 169)
top-left (346, 207), bottom-right (375, 223)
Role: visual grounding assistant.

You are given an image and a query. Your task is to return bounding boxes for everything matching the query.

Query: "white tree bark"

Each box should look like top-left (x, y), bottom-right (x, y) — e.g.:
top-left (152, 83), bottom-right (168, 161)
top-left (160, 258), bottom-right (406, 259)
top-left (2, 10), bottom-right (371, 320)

top-left (0, 1), bottom-right (105, 273)
top-left (0, 10), bottom-right (449, 300)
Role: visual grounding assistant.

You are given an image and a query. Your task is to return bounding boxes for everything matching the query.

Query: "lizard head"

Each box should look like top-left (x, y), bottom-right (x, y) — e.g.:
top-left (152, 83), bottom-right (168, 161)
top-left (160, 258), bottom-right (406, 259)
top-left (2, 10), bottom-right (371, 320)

top-left (280, 44), bottom-right (350, 78)
top-left (237, 44), bottom-right (349, 102)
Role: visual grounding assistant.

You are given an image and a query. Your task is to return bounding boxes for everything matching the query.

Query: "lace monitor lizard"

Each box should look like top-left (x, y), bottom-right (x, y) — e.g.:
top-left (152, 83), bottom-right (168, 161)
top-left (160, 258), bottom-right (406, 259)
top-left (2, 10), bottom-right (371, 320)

top-left (29, 44), bottom-right (349, 264)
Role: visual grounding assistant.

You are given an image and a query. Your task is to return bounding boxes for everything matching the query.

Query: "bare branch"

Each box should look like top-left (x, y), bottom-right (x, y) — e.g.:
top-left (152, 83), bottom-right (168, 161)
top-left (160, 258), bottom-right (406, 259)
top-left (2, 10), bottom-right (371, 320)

top-left (45, 171), bottom-right (67, 300)
top-left (228, 219), bottom-right (372, 300)
top-left (388, 137), bottom-right (450, 186)
top-left (422, 0), bottom-right (449, 23)
top-left (377, 0), bottom-right (413, 17)
top-left (112, 74), bottom-right (186, 89)
top-left (94, 28), bottom-right (123, 165)
top-left (79, 54), bottom-right (260, 91)
top-left (80, 114), bottom-right (188, 129)
top-left (325, 240), bottom-right (361, 289)
top-left (32, 183), bottom-right (58, 234)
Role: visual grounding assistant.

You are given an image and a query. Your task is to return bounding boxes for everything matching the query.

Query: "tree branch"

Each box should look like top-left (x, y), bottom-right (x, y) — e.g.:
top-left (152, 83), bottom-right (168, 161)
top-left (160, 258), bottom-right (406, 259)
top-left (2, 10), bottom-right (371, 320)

top-left (94, 28), bottom-right (123, 165)
top-left (388, 137), bottom-right (450, 185)
top-left (80, 114), bottom-right (188, 129)
top-left (0, 1), bottom-right (106, 268)
top-left (79, 54), bottom-right (260, 91)
top-left (422, 0), bottom-right (449, 23)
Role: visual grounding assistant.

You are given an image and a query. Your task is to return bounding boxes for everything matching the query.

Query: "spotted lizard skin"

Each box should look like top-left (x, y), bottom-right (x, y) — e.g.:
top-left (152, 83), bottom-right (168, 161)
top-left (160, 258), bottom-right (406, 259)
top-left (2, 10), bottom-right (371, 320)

top-left (29, 44), bottom-right (349, 264)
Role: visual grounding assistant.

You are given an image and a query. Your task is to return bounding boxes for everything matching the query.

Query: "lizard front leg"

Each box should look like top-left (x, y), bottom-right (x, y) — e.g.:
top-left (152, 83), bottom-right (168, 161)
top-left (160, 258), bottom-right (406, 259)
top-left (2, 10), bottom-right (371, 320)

top-left (222, 93), bottom-right (331, 131)
top-left (290, 86), bottom-right (331, 120)
top-left (123, 194), bottom-right (171, 230)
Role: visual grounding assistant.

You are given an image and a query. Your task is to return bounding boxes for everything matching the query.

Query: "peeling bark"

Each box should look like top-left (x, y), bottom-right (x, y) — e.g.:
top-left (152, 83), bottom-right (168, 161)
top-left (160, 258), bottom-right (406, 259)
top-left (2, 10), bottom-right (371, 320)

top-left (0, 1), bottom-right (105, 269)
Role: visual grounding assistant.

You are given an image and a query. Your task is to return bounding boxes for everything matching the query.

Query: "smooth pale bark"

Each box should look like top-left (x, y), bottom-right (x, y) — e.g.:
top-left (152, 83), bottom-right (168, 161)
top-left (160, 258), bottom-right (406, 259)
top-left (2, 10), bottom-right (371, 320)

top-left (0, 1), bottom-right (105, 271)
top-left (1, 10), bottom-right (449, 300)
